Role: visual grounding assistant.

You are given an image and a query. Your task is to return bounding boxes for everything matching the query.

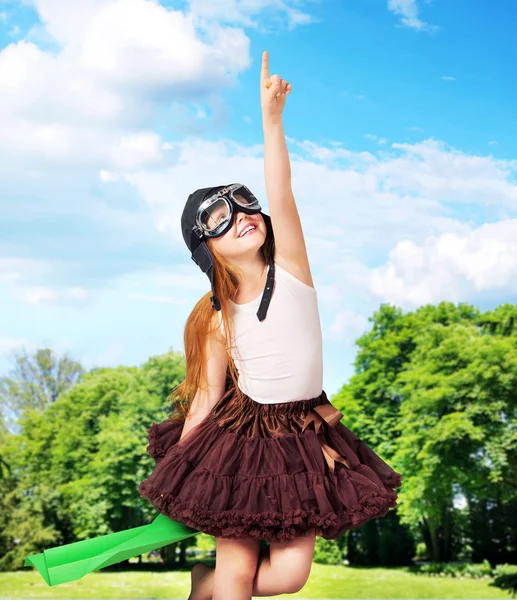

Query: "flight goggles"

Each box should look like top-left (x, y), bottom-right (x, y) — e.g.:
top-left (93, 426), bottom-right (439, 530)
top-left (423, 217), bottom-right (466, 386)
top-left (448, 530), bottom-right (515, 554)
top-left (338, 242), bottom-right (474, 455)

top-left (193, 184), bottom-right (261, 239)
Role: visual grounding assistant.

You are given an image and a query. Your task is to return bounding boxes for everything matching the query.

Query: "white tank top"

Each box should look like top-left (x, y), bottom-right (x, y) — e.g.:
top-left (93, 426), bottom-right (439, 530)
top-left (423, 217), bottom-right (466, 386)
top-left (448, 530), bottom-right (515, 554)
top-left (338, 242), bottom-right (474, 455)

top-left (219, 262), bottom-right (323, 404)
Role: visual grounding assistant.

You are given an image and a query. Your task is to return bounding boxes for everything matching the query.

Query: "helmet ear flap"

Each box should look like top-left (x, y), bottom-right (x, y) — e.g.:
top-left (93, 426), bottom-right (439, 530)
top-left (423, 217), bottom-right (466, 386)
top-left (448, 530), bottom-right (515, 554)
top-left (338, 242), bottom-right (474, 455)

top-left (192, 242), bottom-right (213, 274)
top-left (192, 241), bottom-right (221, 312)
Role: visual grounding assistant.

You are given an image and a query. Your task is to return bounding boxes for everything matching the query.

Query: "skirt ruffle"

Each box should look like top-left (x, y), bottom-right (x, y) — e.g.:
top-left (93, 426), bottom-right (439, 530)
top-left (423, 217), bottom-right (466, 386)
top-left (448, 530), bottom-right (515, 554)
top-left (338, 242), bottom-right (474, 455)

top-left (138, 384), bottom-right (402, 542)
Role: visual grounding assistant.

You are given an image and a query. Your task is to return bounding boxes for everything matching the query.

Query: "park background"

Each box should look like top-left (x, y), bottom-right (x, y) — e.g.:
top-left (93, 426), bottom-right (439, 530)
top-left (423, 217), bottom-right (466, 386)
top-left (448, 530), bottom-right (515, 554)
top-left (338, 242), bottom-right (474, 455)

top-left (1, 0), bottom-right (516, 597)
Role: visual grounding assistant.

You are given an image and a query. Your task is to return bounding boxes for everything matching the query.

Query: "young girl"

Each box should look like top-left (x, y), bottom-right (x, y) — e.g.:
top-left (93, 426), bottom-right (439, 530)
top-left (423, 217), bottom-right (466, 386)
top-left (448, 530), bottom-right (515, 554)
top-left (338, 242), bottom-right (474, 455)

top-left (138, 51), bottom-right (402, 600)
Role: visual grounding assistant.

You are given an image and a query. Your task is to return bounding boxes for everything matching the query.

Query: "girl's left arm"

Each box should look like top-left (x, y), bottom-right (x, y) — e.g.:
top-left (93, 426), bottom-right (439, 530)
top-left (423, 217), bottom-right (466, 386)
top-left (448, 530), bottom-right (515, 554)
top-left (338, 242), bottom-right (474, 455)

top-left (261, 51), bottom-right (312, 274)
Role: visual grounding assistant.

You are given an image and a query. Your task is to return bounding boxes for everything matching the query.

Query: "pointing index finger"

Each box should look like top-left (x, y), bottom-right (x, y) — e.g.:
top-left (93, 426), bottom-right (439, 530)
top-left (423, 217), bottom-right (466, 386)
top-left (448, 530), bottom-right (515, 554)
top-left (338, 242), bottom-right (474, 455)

top-left (261, 50), bottom-right (269, 80)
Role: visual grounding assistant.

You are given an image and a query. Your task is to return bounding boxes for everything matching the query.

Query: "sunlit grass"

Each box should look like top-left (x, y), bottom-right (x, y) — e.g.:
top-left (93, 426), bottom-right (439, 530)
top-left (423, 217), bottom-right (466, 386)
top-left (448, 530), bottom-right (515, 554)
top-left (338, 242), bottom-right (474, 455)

top-left (1, 561), bottom-right (508, 599)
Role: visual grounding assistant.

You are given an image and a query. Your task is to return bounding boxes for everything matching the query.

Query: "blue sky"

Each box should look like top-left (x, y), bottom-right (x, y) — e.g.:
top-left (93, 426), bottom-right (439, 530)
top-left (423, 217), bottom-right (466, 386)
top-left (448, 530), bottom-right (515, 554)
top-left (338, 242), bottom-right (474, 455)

top-left (0, 0), bottom-right (516, 399)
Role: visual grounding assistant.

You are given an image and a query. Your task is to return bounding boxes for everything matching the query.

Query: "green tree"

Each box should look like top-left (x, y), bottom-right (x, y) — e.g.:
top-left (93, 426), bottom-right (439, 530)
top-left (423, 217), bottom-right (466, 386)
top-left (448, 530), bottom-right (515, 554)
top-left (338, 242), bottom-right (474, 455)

top-left (335, 301), bottom-right (517, 565)
top-left (0, 347), bottom-right (85, 433)
top-left (313, 537), bottom-right (342, 565)
top-left (0, 350), bottom-right (187, 570)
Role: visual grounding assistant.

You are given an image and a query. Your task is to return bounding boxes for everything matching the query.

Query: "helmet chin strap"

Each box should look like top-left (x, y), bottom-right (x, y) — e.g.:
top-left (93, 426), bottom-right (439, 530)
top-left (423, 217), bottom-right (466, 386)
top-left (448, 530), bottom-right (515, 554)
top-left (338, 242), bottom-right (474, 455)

top-left (256, 253), bottom-right (275, 321)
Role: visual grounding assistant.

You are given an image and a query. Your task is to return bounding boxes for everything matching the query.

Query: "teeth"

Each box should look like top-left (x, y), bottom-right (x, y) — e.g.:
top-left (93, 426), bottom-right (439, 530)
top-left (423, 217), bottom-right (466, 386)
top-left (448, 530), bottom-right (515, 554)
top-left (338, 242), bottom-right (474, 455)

top-left (240, 225), bottom-right (255, 237)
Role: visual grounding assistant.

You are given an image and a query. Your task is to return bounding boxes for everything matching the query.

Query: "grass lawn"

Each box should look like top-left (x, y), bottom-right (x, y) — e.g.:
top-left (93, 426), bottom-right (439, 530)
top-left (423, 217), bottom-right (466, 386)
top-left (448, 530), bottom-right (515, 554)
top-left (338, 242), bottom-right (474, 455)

top-left (0, 561), bottom-right (509, 599)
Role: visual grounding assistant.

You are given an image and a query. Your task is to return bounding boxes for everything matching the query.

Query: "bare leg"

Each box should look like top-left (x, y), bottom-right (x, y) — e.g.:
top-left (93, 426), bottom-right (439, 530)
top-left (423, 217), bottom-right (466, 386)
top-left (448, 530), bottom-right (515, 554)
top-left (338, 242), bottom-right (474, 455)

top-left (188, 562), bottom-right (214, 600)
top-left (251, 529), bottom-right (316, 595)
top-left (212, 536), bottom-right (261, 600)
top-left (188, 529), bottom-right (316, 599)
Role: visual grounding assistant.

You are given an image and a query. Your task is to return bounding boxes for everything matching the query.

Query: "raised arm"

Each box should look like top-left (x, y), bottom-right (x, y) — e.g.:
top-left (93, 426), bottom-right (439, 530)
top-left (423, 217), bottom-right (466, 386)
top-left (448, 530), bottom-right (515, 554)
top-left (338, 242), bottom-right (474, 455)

top-left (260, 50), bottom-right (313, 286)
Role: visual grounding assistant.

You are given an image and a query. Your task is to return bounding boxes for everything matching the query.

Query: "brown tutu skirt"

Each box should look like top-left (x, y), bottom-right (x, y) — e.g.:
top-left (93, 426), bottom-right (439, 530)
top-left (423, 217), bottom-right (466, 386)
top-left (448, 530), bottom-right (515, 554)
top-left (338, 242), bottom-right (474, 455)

top-left (138, 383), bottom-right (402, 543)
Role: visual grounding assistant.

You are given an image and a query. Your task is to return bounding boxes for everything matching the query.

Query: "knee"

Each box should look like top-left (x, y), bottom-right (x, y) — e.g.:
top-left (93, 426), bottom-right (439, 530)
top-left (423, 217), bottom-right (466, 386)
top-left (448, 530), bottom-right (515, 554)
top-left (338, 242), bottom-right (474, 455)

top-left (214, 536), bottom-right (260, 583)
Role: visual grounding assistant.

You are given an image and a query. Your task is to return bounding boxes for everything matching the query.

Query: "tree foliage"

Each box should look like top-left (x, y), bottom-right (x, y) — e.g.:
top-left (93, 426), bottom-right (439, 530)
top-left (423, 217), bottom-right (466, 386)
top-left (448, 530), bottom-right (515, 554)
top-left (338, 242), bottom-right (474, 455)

top-left (0, 348), bottom-right (185, 569)
top-left (1, 301), bottom-right (516, 571)
top-left (334, 302), bottom-right (517, 565)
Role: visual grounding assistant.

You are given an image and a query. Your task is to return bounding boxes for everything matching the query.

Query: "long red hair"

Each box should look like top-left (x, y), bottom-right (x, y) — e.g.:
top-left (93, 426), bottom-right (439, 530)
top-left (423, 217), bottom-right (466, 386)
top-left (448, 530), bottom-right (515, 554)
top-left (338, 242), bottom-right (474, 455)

top-left (167, 220), bottom-right (274, 420)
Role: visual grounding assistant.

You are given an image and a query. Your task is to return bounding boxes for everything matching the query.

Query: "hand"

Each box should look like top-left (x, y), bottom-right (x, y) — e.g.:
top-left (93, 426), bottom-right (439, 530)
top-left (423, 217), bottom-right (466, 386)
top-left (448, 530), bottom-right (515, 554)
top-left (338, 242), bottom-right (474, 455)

top-left (260, 50), bottom-right (292, 122)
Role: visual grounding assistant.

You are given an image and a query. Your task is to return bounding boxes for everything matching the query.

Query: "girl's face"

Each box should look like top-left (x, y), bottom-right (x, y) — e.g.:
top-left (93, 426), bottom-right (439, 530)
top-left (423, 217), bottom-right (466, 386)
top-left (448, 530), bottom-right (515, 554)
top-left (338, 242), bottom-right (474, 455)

top-left (208, 203), bottom-right (266, 263)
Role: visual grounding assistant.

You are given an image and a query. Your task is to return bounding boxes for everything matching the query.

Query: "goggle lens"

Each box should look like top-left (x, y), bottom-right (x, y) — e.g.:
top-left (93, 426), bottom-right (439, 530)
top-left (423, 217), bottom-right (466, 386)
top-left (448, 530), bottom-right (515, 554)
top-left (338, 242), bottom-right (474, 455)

top-left (232, 186), bottom-right (259, 208)
top-left (199, 199), bottom-right (230, 232)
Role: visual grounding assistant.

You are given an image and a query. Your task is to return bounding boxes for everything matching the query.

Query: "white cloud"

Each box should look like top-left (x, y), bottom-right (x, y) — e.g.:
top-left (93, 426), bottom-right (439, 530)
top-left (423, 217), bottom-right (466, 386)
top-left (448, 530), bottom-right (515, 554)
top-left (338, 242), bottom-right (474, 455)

top-left (387, 0), bottom-right (436, 32)
top-left (385, 140), bottom-right (517, 208)
top-left (76, 1), bottom-right (250, 88)
top-left (0, 0), bottom-right (316, 171)
top-left (327, 308), bottom-right (370, 344)
top-left (0, 257), bottom-right (91, 307)
top-left (99, 169), bottom-right (121, 182)
top-left (12, 285), bottom-right (90, 307)
top-left (0, 0), bottom-right (255, 169)
top-left (442, 75), bottom-right (456, 81)
top-left (364, 133), bottom-right (388, 145)
top-left (0, 257), bottom-right (51, 286)
top-left (186, 0), bottom-right (316, 31)
top-left (340, 90), bottom-right (367, 100)
top-left (0, 115), bottom-right (169, 170)
top-left (368, 220), bottom-right (517, 307)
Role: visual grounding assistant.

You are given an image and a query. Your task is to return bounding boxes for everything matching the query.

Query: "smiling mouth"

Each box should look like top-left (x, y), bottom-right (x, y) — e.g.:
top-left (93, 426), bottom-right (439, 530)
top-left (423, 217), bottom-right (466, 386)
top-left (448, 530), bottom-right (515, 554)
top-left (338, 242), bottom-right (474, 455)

top-left (238, 225), bottom-right (257, 238)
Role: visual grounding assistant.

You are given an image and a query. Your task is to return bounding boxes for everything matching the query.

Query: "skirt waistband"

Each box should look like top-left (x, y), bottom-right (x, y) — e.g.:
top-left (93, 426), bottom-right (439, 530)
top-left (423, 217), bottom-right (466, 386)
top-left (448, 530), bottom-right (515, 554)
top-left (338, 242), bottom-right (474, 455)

top-left (242, 388), bottom-right (328, 409)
